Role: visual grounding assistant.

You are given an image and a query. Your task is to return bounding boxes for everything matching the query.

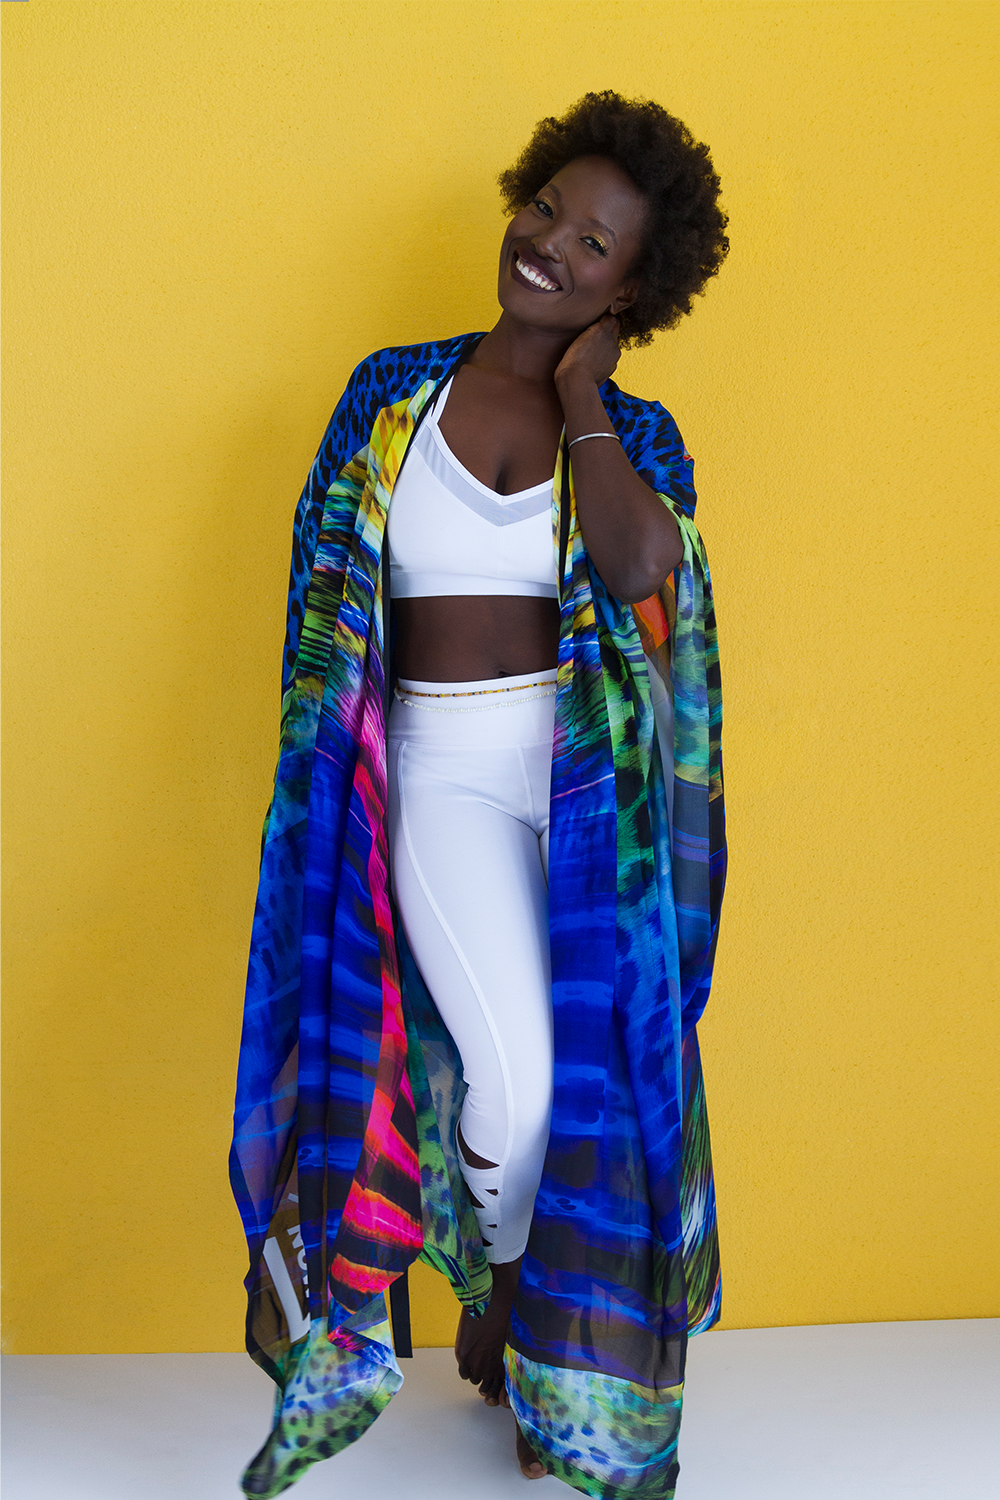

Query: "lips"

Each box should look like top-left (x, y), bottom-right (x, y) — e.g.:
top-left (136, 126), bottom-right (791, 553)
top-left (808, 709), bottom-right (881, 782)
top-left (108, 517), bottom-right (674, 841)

top-left (512, 250), bottom-right (562, 292)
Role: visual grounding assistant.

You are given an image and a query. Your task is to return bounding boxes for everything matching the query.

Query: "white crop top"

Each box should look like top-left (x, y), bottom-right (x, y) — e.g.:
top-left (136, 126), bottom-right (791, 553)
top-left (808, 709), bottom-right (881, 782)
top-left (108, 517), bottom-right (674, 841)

top-left (386, 377), bottom-right (559, 599)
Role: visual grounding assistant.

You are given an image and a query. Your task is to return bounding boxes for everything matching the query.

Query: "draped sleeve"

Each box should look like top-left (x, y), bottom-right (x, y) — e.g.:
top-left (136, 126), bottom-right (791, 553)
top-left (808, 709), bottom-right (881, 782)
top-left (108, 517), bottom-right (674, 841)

top-left (601, 381), bottom-right (726, 1033)
top-left (280, 356), bottom-right (384, 704)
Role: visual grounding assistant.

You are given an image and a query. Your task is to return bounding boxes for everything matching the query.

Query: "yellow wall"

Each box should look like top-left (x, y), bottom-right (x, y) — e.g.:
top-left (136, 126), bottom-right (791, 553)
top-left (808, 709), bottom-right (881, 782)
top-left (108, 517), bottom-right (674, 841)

top-left (3, 0), bottom-right (998, 1355)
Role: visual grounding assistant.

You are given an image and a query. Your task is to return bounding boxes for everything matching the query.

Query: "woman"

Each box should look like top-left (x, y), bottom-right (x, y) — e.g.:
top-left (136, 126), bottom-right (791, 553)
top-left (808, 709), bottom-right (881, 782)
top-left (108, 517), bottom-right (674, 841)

top-left (231, 91), bottom-right (728, 1498)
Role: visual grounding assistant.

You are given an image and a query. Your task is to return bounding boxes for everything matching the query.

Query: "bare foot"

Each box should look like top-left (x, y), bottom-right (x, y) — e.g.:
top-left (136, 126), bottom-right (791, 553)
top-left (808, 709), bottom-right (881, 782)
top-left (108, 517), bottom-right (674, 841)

top-left (454, 1256), bottom-right (522, 1404)
top-left (516, 1417), bottom-right (547, 1478)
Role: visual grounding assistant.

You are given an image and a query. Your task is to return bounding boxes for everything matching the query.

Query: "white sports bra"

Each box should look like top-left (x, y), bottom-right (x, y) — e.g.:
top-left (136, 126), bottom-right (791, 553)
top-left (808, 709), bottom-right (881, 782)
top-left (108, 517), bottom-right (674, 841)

top-left (386, 376), bottom-right (559, 599)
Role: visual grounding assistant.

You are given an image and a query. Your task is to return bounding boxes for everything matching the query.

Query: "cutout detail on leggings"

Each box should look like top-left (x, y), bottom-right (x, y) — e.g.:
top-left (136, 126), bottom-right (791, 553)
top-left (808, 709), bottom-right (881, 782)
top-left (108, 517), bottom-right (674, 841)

top-left (458, 1122), bottom-right (504, 1242)
top-left (457, 1121), bottom-right (498, 1172)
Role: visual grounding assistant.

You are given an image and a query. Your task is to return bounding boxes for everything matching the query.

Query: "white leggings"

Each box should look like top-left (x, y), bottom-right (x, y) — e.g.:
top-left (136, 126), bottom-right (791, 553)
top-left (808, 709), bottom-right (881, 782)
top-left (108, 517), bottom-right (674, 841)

top-left (386, 667), bottom-right (557, 1264)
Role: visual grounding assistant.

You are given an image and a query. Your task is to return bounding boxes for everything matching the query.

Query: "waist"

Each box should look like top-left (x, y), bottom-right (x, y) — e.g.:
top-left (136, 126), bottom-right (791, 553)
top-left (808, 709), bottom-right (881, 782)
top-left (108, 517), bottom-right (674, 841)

top-left (391, 595), bottom-right (559, 684)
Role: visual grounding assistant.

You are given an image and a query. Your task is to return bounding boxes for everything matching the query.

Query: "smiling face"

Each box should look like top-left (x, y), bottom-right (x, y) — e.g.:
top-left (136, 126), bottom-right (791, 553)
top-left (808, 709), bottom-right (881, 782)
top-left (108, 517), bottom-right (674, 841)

top-left (497, 155), bottom-right (648, 335)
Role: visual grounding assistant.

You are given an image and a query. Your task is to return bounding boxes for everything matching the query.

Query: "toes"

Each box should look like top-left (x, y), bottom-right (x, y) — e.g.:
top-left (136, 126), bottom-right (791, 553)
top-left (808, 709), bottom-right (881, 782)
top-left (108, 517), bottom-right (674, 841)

top-left (515, 1419), bottom-right (546, 1479)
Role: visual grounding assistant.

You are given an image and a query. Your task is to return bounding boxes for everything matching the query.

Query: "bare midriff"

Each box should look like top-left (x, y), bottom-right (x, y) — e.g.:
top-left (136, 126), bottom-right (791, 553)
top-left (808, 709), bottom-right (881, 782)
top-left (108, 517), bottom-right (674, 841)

top-left (393, 595), bottom-right (560, 682)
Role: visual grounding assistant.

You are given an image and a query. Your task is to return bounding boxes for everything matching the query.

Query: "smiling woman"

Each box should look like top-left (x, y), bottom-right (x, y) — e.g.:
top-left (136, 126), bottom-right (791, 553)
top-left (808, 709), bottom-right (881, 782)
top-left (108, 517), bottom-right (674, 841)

top-left (230, 90), bottom-right (729, 1498)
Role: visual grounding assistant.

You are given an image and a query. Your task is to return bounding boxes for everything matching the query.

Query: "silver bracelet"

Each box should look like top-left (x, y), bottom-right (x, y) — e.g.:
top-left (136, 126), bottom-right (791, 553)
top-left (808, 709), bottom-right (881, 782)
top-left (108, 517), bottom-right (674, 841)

top-left (568, 431), bottom-right (621, 449)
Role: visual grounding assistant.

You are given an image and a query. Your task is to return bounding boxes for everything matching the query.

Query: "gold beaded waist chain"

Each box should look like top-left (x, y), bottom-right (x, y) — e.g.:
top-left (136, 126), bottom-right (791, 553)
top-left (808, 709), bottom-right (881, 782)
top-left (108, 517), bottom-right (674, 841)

top-left (393, 677), bottom-right (557, 713)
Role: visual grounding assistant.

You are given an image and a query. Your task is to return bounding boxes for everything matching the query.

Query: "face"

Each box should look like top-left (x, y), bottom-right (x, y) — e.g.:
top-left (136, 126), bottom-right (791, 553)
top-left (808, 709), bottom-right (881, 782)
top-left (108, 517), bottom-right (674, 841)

top-left (497, 154), bottom-right (647, 333)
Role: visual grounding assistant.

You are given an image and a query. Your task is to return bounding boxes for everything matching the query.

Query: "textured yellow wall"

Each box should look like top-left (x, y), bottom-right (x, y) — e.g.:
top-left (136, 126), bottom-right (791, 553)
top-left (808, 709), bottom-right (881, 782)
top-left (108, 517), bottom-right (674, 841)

top-left (3, 1), bottom-right (998, 1355)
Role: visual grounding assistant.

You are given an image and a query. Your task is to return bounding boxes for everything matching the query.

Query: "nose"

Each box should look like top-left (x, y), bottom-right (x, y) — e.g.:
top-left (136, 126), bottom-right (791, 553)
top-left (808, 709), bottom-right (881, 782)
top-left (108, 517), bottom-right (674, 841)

top-left (530, 227), bottom-right (564, 264)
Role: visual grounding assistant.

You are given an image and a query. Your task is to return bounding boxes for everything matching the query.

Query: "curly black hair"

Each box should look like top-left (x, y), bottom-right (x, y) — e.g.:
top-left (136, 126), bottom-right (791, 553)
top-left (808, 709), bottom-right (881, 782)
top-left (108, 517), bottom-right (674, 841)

top-left (498, 91), bottom-right (729, 348)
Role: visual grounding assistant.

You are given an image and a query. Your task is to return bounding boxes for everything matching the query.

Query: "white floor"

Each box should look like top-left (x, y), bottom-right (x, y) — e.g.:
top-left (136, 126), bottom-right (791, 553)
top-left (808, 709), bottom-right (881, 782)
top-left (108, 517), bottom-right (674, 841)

top-left (2, 1319), bottom-right (997, 1499)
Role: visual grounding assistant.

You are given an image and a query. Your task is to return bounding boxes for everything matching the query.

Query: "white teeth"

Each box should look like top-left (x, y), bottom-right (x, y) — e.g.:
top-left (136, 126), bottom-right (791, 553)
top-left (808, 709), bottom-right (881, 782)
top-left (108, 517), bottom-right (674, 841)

top-left (516, 255), bottom-right (559, 291)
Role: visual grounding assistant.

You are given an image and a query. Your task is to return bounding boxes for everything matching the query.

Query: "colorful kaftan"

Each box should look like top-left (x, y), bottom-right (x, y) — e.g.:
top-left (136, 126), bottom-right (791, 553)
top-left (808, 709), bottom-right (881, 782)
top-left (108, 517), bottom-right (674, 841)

top-left (229, 332), bottom-right (726, 1499)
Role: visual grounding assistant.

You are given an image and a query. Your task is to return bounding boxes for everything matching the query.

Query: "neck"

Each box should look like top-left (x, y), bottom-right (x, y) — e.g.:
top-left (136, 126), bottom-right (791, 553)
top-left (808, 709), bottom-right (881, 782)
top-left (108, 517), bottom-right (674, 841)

top-left (470, 313), bottom-right (579, 385)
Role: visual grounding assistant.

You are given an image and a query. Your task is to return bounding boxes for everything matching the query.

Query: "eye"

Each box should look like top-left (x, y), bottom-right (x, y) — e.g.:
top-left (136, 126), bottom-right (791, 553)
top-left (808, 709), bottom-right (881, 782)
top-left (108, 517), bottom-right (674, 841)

top-left (583, 235), bottom-right (609, 256)
top-left (531, 197), bottom-right (554, 218)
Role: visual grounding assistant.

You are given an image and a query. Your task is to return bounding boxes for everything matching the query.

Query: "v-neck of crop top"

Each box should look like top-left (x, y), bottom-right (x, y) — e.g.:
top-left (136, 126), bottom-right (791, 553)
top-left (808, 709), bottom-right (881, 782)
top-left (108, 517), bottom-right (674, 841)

top-left (428, 377), bottom-right (554, 502)
top-left (386, 377), bottom-right (559, 599)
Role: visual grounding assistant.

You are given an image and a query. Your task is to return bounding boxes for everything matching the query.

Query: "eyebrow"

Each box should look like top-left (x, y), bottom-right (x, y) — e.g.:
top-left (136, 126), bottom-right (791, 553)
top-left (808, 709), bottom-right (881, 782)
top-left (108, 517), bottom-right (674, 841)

top-left (545, 181), bottom-right (618, 246)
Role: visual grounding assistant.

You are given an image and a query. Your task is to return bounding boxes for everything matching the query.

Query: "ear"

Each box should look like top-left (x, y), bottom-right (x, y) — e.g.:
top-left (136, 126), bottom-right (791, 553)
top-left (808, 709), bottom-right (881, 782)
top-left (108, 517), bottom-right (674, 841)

top-left (609, 281), bottom-right (639, 316)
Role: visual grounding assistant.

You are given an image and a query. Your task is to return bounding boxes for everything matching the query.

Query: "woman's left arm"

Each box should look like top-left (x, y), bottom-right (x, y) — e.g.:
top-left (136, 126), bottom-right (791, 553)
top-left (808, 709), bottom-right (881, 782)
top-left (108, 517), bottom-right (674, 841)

top-left (555, 314), bottom-right (684, 603)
